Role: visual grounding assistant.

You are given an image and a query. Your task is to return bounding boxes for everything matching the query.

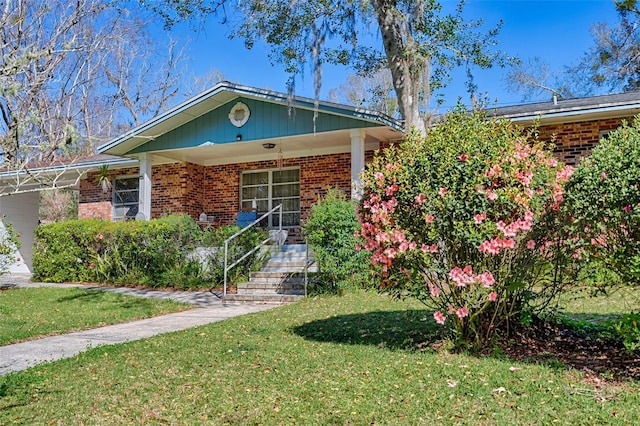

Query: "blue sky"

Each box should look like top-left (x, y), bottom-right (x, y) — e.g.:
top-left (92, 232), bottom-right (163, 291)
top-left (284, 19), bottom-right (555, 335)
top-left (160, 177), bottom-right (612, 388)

top-left (170, 1), bottom-right (621, 111)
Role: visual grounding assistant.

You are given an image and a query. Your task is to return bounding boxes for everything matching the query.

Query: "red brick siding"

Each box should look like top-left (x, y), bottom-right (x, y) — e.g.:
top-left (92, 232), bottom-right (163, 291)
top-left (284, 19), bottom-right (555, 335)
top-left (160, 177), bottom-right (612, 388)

top-left (79, 167), bottom-right (140, 220)
top-left (78, 154), bottom-right (352, 242)
top-left (538, 117), bottom-right (633, 166)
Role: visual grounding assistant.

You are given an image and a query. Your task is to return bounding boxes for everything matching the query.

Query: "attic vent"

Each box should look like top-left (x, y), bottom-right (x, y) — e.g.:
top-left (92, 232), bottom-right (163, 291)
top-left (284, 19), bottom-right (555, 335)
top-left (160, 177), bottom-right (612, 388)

top-left (229, 102), bottom-right (250, 128)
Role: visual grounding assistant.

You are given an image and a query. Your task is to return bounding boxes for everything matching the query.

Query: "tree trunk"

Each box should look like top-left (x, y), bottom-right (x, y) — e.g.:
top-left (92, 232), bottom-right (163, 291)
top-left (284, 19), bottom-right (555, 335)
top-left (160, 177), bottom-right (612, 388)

top-left (372, 0), bottom-right (428, 136)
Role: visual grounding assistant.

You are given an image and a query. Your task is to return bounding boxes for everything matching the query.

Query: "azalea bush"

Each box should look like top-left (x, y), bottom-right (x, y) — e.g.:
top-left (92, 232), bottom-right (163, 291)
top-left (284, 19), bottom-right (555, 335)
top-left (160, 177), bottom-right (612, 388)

top-left (357, 110), bottom-right (577, 344)
top-left (564, 118), bottom-right (640, 286)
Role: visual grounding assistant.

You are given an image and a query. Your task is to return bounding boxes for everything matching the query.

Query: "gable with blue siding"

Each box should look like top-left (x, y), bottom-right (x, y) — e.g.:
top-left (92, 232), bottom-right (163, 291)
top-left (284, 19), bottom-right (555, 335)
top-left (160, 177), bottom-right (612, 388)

top-left (128, 97), bottom-right (386, 155)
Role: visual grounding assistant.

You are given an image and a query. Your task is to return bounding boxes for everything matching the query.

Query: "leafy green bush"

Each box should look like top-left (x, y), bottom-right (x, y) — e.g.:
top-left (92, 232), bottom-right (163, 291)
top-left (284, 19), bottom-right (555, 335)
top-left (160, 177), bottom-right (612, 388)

top-left (33, 219), bottom-right (105, 282)
top-left (198, 225), bottom-right (269, 287)
top-left (613, 313), bottom-right (640, 353)
top-left (564, 118), bottom-right (640, 285)
top-left (358, 109), bottom-right (577, 344)
top-left (33, 216), bottom-right (268, 290)
top-left (303, 187), bottom-right (373, 294)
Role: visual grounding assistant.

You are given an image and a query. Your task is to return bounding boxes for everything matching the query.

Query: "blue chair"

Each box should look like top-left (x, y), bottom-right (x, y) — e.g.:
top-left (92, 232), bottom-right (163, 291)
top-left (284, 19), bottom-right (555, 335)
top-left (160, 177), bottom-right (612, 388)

top-left (236, 210), bottom-right (257, 228)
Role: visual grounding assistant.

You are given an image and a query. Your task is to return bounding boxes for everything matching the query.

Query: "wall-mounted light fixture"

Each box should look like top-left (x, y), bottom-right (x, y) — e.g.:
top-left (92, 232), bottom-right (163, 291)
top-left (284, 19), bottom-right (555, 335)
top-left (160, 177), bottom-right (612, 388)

top-left (236, 134), bottom-right (242, 141)
top-left (262, 143), bottom-right (276, 149)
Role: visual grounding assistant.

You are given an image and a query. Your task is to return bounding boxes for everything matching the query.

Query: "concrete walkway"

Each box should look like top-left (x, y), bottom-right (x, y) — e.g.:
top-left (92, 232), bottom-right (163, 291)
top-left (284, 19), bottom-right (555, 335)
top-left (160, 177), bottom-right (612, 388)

top-left (0, 279), bottom-right (278, 376)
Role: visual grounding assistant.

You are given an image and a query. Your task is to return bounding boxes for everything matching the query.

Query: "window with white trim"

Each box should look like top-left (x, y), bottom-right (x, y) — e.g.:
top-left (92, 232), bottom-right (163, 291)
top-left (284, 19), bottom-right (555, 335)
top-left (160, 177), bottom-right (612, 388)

top-left (113, 176), bottom-right (139, 221)
top-left (241, 168), bottom-right (300, 227)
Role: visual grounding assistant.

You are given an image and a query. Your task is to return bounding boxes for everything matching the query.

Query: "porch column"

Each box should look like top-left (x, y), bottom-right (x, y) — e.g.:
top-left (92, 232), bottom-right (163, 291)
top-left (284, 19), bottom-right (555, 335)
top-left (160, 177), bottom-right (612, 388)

top-left (138, 153), bottom-right (152, 220)
top-left (350, 128), bottom-right (366, 200)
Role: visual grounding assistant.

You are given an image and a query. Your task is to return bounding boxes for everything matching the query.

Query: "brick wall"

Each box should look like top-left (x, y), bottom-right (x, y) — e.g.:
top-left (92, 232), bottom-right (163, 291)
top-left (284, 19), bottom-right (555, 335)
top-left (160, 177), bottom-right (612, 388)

top-left (78, 153), bottom-right (352, 242)
top-left (538, 117), bottom-right (633, 166)
top-left (79, 167), bottom-right (140, 220)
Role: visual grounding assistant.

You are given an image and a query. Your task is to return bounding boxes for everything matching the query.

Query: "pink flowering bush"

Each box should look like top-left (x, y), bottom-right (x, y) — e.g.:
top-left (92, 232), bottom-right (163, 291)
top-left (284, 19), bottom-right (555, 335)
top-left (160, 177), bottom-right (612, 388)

top-left (357, 110), bottom-right (576, 344)
top-left (564, 118), bottom-right (640, 285)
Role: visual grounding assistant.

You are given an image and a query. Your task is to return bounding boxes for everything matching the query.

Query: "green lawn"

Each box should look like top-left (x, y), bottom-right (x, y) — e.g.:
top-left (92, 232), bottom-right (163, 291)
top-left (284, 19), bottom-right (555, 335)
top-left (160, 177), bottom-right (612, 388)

top-left (1, 290), bottom-right (638, 425)
top-left (0, 287), bottom-right (191, 346)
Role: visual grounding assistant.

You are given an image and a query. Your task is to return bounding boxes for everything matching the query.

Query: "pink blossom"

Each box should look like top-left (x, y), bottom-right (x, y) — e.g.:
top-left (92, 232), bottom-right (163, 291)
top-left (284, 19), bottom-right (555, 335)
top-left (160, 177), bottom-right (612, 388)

top-left (474, 213), bottom-right (487, 224)
top-left (385, 184), bottom-right (399, 196)
top-left (555, 165), bottom-right (574, 183)
top-left (421, 244), bottom-right (438, 253)
top-left (449, 266), bottom-right (475, 287)
top-left (485, 164), bottom-right (502, 178)
top-left (415, 193), bottom-right (427, 205)
top-left (601, 172), bottom-right (607, 179)
top-left (375, 172), bottom-right (385, 181)
top-left (459, 153), bottom-right (470, 162)
top-left (478, 272), bottom-right (495, 288)
top-left (479, 239), bottom-right (500, 255)
top-left (516, 170), bottom-right (534, 187)
top-left (486, 190), bottom-right (498, 201)
top-left (502, 238), bottom-right (516, 249)
top-left (456, 307), bottom-right (469, 319)
top-left (429, 283), bottom-right (440, 297)
top-left (526, 240), bottom-right (536, 250)
top-left (433, 311), bottom-right (446, 325)
top-left (623, 205), bottom-right (632, 212)
top-left (488, 291), bottom-right (498, 302)
top-left (97, 233), bottom-right (104, 240)
top-left (425, 214), bottom-right (434, 224)
top-left (479, 238), bottom-right (516, 255)
top-left (438, 187), bottom-right (448, 197)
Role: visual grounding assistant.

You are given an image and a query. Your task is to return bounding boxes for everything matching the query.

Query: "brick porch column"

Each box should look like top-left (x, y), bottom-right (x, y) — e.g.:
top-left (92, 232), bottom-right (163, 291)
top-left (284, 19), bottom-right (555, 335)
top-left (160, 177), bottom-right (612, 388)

top-left (350, 128), bottom-right (365, 199)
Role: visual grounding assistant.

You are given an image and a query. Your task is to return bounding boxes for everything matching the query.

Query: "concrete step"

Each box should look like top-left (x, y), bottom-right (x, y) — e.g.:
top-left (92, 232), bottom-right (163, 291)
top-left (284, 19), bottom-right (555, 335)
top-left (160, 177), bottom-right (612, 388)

top-left (222, 293), bottom-right (303, 304)
top-left (237, 288), bottom-right (305, 296)
top-left (238, 281), bottom-right (305, 292)
top-left (249, 273), bottom-right (306, 284)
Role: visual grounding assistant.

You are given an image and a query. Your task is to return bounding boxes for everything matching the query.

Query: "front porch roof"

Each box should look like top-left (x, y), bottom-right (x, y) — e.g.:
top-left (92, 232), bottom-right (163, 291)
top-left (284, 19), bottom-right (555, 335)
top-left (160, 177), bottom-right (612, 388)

top-left (98, 81), bottom-right (405, 166)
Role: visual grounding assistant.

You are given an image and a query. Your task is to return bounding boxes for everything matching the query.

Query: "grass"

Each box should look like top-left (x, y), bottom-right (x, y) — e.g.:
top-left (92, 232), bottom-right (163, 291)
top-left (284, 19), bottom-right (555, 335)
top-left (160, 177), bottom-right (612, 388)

top-left (0, 287), bottom-right (191, 346)
top-left (1, 290), bottom-right (639, 425)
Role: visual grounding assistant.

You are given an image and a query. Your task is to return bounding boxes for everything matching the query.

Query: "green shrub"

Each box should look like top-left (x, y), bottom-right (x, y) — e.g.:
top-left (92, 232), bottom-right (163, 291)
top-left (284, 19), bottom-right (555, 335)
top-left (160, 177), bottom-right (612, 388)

top-left (358, 109), bottom-right (577, 344)
top-left (564, 118), bottom-right (640, 285)
top-left (303, 187), bottom-right (374, 294)
top-left (613, 313), bottom-right (640, 353)
top-left (33, 219), bottom-right (105, 282)
top-left (198, 225), bottom-right (268, 287)
top-left (33, 215), bottom-right (205, 288)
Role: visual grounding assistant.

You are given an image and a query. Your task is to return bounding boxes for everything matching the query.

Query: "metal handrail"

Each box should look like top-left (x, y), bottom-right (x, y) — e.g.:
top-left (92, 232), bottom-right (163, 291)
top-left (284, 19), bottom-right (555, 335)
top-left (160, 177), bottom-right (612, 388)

top-left (222, 204), bottom-right (283, 296)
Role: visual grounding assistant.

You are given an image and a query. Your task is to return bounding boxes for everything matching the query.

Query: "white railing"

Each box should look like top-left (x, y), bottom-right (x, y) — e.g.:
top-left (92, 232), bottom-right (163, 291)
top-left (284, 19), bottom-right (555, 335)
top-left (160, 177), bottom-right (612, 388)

top-left (221, 204), bottom-right (283, 296)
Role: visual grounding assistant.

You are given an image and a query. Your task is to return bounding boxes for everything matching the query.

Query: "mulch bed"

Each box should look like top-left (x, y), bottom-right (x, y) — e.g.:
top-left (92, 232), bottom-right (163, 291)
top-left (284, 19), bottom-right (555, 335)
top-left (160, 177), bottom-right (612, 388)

top-left (498, 319), bottom-right (640, 382)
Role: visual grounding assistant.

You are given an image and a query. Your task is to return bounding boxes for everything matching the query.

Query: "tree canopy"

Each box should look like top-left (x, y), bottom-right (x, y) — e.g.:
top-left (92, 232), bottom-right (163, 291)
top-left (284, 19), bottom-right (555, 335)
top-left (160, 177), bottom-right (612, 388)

top-left (0, 0), bottom-right (204, 172)
top-left (145, 0), bottom-right (510, 134)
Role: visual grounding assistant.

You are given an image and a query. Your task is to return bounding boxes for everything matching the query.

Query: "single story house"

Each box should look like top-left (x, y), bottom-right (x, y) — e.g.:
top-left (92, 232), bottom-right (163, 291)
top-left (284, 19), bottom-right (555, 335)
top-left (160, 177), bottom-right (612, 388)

top-left (2, 82), bottom-right (640, 273)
